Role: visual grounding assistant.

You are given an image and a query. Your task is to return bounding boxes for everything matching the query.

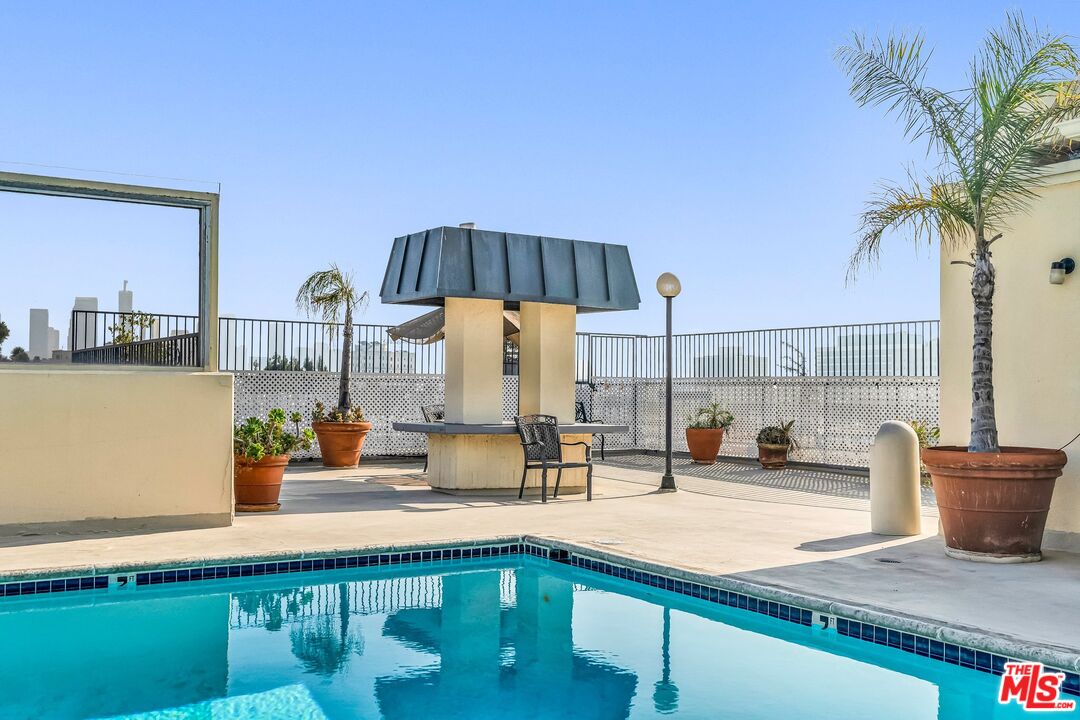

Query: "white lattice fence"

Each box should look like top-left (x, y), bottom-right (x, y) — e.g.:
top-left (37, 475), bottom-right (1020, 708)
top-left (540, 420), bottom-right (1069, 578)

top-left (233, 372), bottom-right (520, 458)
top-left (233, 372), bottom-right (937, 467)
top-left (591, 376), bottom-right (939, 467)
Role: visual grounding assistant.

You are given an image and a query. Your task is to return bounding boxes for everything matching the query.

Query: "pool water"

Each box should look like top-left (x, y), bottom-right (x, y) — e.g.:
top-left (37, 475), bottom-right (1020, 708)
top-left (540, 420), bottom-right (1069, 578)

top-left (0, 557), bottom-right (1068, 719)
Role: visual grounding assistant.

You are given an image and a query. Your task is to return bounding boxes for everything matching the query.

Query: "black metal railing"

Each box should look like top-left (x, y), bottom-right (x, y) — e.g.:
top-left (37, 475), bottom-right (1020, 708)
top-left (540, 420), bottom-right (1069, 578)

top-left (69, 310), bottom-right (201, 367)
top-left (67, 310), bottom-right (939, 378)
top-left (621, 320), bottom-right (940, 379)
top-left (72, 331), bottom-right (199, 366)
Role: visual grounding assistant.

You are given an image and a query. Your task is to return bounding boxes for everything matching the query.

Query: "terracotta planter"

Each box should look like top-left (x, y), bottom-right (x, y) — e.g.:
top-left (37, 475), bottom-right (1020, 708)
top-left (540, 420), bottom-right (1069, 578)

top-left (686, 427), bottom-right (725, 464)
top-left (313, 421), bottom-right (373, 468)
top-left (757, 443), bottom-right (790, 469)
top-left (234, 454), bottom-right (289, 512)
top-left (921, 446), bottom-right (1067, 563)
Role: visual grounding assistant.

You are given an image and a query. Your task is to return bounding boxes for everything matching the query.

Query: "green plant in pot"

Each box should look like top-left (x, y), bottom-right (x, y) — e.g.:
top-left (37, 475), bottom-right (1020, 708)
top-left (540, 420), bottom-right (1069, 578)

top-left (838, 14), bottom-right (1079, 561)
top-left (234, 409), bottom-right (314, 512)
top-left (297, 264), bottom-right (373, 468)
top-left (756, 421), bottom-right (797, 469)
top-left (685, 402), bottom-right (734, 464)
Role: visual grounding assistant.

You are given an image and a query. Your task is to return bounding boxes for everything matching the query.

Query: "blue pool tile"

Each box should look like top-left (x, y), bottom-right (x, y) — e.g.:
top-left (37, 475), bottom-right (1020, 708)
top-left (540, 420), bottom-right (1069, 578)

top-left (163, 571), bottom-right (177, 583)
top-left (915, 636), bottom-right (929, 656)
top-left (801, 609), bottom-right (813, 626)
top-left (959, 647), bottom-right (975, 668)
top-left (887, 630), bottom-right (901, 648)
top-left (227, 566), bottom-right (241, 578)
top-left (874, 627), bottom-right (888, 645)
top-left (50, 580), bottom-right (65, 592)
top-left (929, 640), bottom-right (944, 660)
top-left (779, 605), bottom-right (790, 622)
top-left (1062, 673), bottom-right (1079, 696)
top-left (35, 581), bottom-right (50, 593)
top-left (975, 651), bottom-right (992, 671)
top-left (990, 655), bottom-right (1007, 675)
top-left (837, 618), bottom-right (849, 635)
top-left (66, 578), bottom-right (81, 591)
top-left (21, 582), bottom-right (36, 595)
top-left (80, 577), bottom-right (95, 590)
top-left (149, 572), bottom-right (164, 585)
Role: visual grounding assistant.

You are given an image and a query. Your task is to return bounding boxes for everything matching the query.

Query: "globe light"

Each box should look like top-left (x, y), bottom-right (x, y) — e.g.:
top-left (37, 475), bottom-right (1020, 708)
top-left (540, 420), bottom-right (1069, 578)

top-left (656, 272), bottom-right (682, 298)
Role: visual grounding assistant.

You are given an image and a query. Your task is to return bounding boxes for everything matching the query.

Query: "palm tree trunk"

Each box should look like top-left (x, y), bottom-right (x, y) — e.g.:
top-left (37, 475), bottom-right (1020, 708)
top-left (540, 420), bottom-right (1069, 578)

top-left (338, 303), bottom-right (353, 412)
top-left (969, 248), bottom-right (1000, 453)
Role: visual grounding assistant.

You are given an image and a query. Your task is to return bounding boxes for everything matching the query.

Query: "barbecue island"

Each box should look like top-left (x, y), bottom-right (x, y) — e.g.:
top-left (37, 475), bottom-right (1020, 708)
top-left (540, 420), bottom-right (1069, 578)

top-left (383, 225), bottom-right (638, 495)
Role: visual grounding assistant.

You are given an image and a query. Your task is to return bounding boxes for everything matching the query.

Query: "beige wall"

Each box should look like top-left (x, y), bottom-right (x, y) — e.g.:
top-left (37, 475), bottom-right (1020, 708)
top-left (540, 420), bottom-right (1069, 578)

top-left (518, 302), bottom-right (577, 422)
top-left (443, 297), bottom-right (505, 424)
top-left (0, 369), bottom-right (234, 530)
top-left (940, 159), bottom-right (1080, 550)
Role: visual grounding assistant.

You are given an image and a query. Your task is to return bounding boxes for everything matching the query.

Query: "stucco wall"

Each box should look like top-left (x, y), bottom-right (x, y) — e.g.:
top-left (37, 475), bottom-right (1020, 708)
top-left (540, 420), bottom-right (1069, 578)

top-left (0, 369), bottom-right (233, 530)
top-left (939, 160), bottom-right (1080, 551)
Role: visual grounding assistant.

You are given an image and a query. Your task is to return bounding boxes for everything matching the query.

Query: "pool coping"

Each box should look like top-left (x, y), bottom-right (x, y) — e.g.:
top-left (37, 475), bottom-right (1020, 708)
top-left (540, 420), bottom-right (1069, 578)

top-left (0, 533), bottom-right (1077, 690)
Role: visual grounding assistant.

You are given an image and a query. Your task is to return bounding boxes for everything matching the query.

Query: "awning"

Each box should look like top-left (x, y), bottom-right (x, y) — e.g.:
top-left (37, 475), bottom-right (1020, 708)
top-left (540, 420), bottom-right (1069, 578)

top-left (386, 308), bottom-right (521, 345)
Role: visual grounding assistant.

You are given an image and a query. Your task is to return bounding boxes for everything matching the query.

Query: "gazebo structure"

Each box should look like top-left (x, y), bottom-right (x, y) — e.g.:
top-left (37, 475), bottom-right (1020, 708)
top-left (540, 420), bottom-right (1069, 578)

top-left (385, 225), bottom-right (638, 495)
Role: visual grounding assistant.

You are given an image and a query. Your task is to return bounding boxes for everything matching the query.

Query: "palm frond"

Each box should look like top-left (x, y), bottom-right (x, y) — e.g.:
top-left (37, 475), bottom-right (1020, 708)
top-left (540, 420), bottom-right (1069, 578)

top-left (835, 32), bottom-right (973, 186)
top-left (848, 173), bottom-right (973, 281)
top-left (295, 264), bottom-right (369, 324)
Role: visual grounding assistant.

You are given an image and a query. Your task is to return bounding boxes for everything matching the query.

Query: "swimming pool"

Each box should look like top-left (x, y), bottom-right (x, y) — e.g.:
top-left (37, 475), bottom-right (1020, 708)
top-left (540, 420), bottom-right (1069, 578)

top-left (0, 544), bottom-right (1074, 719)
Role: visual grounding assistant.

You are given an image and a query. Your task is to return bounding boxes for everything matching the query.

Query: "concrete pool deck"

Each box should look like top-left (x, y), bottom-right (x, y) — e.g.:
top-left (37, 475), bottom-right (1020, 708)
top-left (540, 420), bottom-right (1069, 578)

top-left (1, 458), bottom-right (1077, 665)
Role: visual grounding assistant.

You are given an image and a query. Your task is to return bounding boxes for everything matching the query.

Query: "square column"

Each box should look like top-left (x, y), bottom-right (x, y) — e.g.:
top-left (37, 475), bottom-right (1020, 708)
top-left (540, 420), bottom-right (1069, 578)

top-left (443, 297), bottom-right (504, 424)
top-left (518, 302), bottom-right (576, 422)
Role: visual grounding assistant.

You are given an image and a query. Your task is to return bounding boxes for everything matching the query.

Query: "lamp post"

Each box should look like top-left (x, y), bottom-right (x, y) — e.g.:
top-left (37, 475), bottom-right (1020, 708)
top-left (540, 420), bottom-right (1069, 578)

top-left (656, 272), bottom-right (681, 491)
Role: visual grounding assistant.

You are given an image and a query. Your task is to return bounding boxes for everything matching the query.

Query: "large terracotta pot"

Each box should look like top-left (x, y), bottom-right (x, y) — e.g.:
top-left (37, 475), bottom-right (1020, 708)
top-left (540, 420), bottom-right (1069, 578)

top-left (921, 446), bottom-right (1067, 563)
top-left (686, 427), bottom-right (725, 464)
top-left (234, 454), bottom-right (289, 512)
top-left (757, 443), bottom-right (790, 469)
top-left (313, 421), bottom-right (373, 468)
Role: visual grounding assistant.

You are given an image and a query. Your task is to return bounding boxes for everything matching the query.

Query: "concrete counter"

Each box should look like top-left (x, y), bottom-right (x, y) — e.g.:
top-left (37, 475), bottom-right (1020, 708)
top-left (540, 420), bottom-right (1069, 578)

top-left (392, 421), bottom-right (629, 435)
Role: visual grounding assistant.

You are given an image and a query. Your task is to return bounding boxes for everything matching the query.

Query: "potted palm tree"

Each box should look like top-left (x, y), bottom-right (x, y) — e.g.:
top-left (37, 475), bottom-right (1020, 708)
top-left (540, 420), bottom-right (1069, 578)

top-left (685, 402), bottom-right (734, 464)
top-left (234, 409), bottom-right (314, 512)
top-left (837, 14), bottom-right (1079, 561)
top-left (296, 264), bottom-right (373, 468)
top-left (756, 421), bottom-right (797, 469)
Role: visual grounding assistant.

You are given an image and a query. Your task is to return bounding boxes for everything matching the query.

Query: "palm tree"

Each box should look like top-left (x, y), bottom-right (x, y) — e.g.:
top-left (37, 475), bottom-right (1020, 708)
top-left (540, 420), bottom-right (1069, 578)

top-left (296, 264), bottom-right (369, 413)
top-left (836, 13), bottom-right (1080, 453)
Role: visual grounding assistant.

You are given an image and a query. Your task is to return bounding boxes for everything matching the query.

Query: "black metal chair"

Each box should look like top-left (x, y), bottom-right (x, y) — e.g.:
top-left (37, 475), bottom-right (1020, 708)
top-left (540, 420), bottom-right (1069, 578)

top-left (421, 404), bottom-right (445, 472)
top-left (575, 401), bottom-right (606, 461)
top-left (514, 414), bottom-right (593, 503)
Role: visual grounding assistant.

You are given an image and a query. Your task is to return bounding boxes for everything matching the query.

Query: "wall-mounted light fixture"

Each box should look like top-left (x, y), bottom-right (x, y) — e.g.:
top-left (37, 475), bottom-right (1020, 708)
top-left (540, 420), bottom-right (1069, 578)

top-left (1050, 257), bottom-right (1075, 285)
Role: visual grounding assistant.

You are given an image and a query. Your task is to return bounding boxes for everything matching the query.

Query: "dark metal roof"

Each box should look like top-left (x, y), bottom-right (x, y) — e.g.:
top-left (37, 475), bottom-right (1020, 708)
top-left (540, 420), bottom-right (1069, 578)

top-left (379, 226), bottom-right (640, 312)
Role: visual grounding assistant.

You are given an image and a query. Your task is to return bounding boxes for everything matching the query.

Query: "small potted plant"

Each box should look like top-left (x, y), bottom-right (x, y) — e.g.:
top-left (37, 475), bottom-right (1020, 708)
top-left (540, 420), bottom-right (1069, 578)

top-left (296, 264), bottom-right (374, 467)
top-left (234, 409), bottom-right (314, 512)
top-left (756, 420), bottom-right (797, 469)
top-left (310, 400), bottom-right (372, 467)
top-left (685, 402), bottom-right (734, 464)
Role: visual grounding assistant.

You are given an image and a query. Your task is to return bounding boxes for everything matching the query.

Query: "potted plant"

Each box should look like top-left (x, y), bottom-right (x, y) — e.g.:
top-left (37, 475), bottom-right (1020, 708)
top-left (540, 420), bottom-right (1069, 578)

top-left (234, 409), bottom-right (314, 512)
top-left (685, 402), bottom-right (734, 464)
top-left (756, 421), bottom-right (797, 469)
top-left (837, 15), bottom-right (1077, 561)
top-left (296, 264), bottom-right (374, 468)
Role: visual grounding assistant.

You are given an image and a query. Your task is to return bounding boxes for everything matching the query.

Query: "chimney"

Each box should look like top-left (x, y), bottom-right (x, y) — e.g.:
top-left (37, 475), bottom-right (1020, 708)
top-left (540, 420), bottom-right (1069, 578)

top-left (459, 222), bottom-right (476, 230)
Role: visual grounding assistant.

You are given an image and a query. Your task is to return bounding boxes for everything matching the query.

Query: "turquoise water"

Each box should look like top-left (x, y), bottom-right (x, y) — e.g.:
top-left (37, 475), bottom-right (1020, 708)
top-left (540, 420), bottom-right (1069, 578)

top-left (0, 558), bottom-right (1069, 719)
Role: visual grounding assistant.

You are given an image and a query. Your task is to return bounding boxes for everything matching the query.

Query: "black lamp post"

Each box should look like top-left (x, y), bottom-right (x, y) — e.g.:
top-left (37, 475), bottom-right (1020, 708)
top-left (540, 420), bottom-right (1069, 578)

top-left (656, 272), bottom-right (681, 491)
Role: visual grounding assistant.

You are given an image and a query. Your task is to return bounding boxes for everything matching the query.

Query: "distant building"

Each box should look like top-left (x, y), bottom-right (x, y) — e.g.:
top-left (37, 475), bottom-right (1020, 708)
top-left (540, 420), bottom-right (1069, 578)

top-left (47, 327), bottom-right (60, 356)
top-left (28, 309), bottom-right (49, 360)
top-left (118, 280), bottom-right (133, 314)
top-left (71, 297), bottom-right (99, 350)
top-left (693, 346), bottom-right (770, 377)
top-left (814, 329), bottom-right (938, 376)
top-left (358, 340), bottom-right (415, 373)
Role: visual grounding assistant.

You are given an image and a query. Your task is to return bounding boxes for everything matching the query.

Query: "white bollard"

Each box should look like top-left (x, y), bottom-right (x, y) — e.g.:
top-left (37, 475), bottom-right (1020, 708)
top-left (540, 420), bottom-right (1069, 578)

top-left (869, 421), bottom-right (922, 536)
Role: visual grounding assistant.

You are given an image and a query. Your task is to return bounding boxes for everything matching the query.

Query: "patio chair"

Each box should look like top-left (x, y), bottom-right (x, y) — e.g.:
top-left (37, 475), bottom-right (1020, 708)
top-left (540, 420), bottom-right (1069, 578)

top-left (514, 414), bottom-right (593, 503)
top-left (575, 401), bottom-right (606, 461)
top-left (421, 404), bottom-right (445, 472)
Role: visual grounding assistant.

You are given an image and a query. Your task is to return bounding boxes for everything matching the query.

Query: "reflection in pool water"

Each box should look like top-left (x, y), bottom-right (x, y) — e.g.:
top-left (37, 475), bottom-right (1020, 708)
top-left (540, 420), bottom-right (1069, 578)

top-left (0, 559), bottom-right (1053, 719)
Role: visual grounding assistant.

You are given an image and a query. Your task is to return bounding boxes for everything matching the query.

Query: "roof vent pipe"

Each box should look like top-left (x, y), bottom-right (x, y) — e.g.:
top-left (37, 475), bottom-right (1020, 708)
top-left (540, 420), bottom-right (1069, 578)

top-left (459, 222), bottom-right (476, 230)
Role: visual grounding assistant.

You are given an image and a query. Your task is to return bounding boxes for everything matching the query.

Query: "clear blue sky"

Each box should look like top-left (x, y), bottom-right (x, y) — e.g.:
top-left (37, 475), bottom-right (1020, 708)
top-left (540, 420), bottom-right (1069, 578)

top-left (1, 1), bottom-right (1075, 351)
